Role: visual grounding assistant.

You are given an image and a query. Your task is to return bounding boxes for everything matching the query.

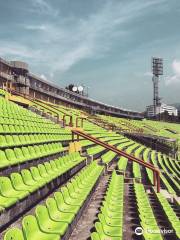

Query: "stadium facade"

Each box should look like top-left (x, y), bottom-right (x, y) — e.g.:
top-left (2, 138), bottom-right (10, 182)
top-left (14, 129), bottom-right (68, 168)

top-left (0, 57), bottom-right (142, 119)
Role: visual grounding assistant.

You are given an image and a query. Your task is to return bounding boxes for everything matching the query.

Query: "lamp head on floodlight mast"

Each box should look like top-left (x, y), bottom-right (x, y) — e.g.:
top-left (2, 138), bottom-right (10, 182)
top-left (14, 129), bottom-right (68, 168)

top-left (72, 85), bottom-right (84, 94)
top-left (152, 57), bottom-right (163, 119)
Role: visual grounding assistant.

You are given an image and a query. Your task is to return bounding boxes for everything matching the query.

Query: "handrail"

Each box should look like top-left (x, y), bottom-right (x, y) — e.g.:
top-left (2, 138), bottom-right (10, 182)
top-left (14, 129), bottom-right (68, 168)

top-left (72, 129), bottom-right (161, 192)
top-left (63, 114), bottom-right (73, 127)
top-left (76, 117), bottom-right (85, 128)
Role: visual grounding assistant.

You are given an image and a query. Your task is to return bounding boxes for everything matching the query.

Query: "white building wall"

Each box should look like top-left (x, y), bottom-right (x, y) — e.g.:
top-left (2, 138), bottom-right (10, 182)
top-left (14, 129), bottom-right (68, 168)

top-left (146, 103), bottom-right (178, 117)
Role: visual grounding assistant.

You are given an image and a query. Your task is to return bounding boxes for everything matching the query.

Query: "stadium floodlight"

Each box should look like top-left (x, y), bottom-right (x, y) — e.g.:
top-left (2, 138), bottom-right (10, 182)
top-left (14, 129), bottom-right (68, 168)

top-left (152, 57), bottom-right (163, 76)
top-left (72, 86), bottom-right (78, 92)
top-left (77, 85), bottom-right (84, 92)
top-left (152, 57), bottom-right (163, 118)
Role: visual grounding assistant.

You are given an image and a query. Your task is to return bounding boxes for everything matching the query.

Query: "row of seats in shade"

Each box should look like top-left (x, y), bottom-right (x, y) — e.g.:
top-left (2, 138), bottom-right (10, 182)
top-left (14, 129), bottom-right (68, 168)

top-left (0, 134), bottom-right (71, 148)
top-left (0, 143), bottom-right (64, 169)
top-left (0, 152), bottom-right (85, 212)
top-left (91, 171), bottom-right (124, 240)
top-left (3, 161), bottom-right (103, 240)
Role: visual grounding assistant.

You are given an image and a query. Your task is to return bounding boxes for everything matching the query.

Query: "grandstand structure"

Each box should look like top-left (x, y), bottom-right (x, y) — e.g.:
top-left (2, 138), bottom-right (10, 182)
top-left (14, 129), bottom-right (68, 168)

top-left (0, 57), bottom-right (142, 119)
top-left (0, 61), bottom-right (180, 239)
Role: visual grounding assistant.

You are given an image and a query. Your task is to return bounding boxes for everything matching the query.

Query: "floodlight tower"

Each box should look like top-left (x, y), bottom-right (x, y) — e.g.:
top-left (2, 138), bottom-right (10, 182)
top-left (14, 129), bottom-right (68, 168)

top-left (152, 57), bottom-right (163, 117)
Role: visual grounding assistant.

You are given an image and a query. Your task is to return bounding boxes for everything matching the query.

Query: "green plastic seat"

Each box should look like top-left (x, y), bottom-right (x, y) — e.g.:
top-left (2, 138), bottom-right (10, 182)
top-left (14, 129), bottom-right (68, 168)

top-left (54, 191), bottom-right (79, 214)
top-left (14, 148), bottom-right (26, 162)
top-left (5, 135), bottom-right (14, 147)
top-left (22, 147), bottom-right (32, 161)
top-left (0, 135), bottom-right (7, 147)
top-left (0, 177), bottom-right (29, 200)
top-left (10, 173), bottom-right (35, 193)
top-left (44, 162), bottom-right (58, 178)
top-left (61, 186), bottom-right (83, 206)
top-left (46, 197), bottom-right (75, 223)
top-left (22, 215), bottom-right (59, 240)
top-left (37, 164), bottom-right (53, 182)
top-left (95, 222), bottom-right (121, 240)
top-left (30, 167), bottom-right (46, 186)
top-left (5, 149), bottom-right (19, 164)
top-left (0, 193), bottom-right (17, 208)
top-left (91, 232), bottom-right (101, 240)
top-left (35, 205), bottom-right (68, 235)
top-left (4, 227), bottom-right (25, 240)
top-left (0, 150), bottom-right (9, 168)
top-left (21, 169), bottom-right (41, 189)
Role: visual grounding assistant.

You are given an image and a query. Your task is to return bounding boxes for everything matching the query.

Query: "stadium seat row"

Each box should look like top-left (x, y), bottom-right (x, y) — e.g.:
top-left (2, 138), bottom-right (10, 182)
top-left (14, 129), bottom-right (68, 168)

top-left (0, 143), bottom-right (64, 169)
top-left (0, 152), bottom-right (85, 211)
top-left (134, 183), bottom-right (163, 240)
top-left (91, 171), bottom-right (124, 239)
top-left (4, 161), bottom-right (103, 240)
top-left (0, 134), bottom-right (71, 148)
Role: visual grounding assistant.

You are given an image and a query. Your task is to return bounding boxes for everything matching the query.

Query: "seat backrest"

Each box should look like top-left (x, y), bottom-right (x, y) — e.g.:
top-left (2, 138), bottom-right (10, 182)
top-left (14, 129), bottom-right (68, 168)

top-left (14, 148), bottom-right (24, 158)
top-left (5, 135), bottom-right (14, 144)
top-left (0, 135), bottom-right (6, 145)
top-left (0, 150), bottom-right (8, 161)
top-left (11, 173), bottom-right (24, 188)
top-left (54, 192), bottom-right (65, 207)
top-left (21, 169), bottom-right (34, 183)
top-left (49, 160), bottom-right (56, 170)
top-left (91, 232), bottom-right (101, 240)
top-left (38, 164), bottom-right (47, 176)
top-left (44, 162), bottom-right (52, 172)
top-left (35, 205), bottom-right (49, 224)
top-left (4, 227), bottom-right (25, 240)
top-left (0, 177), bottom-right (14, 194)
top-left (95, 222), bottom-right (103, 235)
top-left (30, 167), bottom-right (41, 179)
top-left (22, 215), bottom-right (40, 239)
top-left (5, 149), bottom-right (16, 161)
top-left (46, 197), bottom-right (58, 215)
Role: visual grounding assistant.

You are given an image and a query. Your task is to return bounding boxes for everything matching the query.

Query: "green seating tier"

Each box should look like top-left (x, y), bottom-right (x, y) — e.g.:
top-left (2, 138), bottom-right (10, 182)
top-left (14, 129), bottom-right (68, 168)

top-left (0, 142), bottom-right (64, 169)
top-left (4, 161), bottom-right (103, 240)
top-left (0, 152), bottom-right (85, 212)
top-left (134, 183), bottom-right (163, 240)
top-left (91, 171), bottom-right (124, 240)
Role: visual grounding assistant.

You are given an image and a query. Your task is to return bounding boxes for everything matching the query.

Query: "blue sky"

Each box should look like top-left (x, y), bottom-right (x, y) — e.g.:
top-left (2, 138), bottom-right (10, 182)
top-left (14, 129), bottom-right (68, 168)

top-left (0, 0), bottom-right (180, 111)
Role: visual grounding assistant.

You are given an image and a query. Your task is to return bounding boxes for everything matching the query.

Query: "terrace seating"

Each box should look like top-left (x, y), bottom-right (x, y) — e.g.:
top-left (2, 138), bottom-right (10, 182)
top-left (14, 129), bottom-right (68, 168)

top-left (156, 192), bottom-right (180, 239)
top-left (134, 183), bottom-right (163, 240)
top-left (0, 142), bottom-right (64, 169)
top-left (1, 91), bottom-right (180, 240)
top-left (0, 152), bottom-right (85, 211)
top-left (4, 162), bottom-right (103, 240)
top-left (91, 171), bottom-right (124, 240)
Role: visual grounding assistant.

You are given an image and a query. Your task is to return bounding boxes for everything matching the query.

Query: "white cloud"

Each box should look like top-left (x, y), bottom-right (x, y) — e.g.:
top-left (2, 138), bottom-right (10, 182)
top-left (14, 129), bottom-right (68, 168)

top-left (165, 59), bottom-right (180, 85)
top-left (30, 0), bottom-right (59, 16)
top-left (0, 0), bottom-right (167, 79)
top-left (24, 24), bottom-right (47, 31)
